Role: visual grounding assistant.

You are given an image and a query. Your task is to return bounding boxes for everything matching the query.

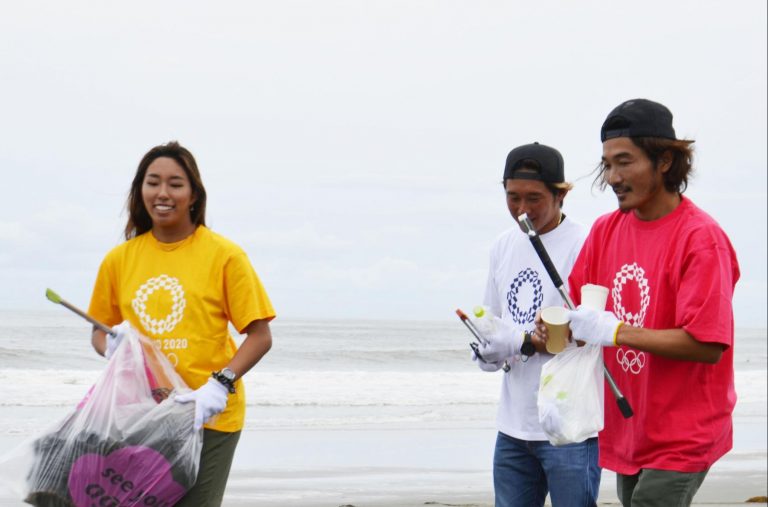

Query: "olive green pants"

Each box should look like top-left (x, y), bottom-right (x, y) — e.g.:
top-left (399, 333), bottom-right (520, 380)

top-left (176, 429), bottom-right (241, 507)
top-left (617, 468), bottom-right (708, 507)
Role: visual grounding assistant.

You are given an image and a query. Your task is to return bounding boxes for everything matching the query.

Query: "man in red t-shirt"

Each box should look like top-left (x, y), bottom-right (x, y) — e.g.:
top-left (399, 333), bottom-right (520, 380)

top-left (537, 99), bottom-right (740, 506)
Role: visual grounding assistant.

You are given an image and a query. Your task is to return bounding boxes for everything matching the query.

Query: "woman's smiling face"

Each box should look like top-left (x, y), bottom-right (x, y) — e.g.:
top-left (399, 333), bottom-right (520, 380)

top-left (141, 156), bottom-right (196, 237)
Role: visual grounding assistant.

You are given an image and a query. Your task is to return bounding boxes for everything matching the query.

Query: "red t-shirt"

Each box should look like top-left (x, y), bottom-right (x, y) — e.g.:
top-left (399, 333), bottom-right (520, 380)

top-left (569, 196), bottom-right (740, 474)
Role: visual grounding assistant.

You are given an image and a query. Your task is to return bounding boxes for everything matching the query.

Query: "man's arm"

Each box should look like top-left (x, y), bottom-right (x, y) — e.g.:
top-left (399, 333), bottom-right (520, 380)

top-left (615, 326), bottom-right (724, 364)
top-left (541, 308), bottom-right (727, 364)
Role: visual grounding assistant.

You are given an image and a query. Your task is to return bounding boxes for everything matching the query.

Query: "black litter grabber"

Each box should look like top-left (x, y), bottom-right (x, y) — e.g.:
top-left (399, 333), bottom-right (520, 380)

top-left (517, 214), bottom-right (633, 419)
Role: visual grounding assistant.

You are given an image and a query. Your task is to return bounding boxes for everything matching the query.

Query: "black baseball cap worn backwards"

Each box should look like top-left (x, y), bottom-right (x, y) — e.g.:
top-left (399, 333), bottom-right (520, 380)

top-left (503, 142), bottom-right (565, 184)
top-left (600, 98), bottom-right (678, 142)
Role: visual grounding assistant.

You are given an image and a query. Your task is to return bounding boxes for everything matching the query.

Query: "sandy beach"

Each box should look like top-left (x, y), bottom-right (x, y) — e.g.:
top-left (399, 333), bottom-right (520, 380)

top-left (214, 427), bottom-right (767, 507)
top-left (1, 419), bottom-right (764, 506)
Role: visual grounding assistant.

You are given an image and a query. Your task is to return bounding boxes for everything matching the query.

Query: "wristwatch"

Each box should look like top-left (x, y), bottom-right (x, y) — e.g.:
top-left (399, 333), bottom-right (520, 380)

top-left (212, 367), bottom-right (237, 394)
top-left (520, 331), bottom-right (536, 358)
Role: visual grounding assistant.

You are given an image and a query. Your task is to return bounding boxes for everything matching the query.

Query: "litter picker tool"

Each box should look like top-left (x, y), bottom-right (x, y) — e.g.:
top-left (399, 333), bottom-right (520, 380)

top-left (455, 308), bottom-right (511, 373)
top-left (45, 288), bottom-right (116, 336)
top-left (517, 214), bottom-right (633, 418)
top-left (45, 288), bottom-right (176, 397)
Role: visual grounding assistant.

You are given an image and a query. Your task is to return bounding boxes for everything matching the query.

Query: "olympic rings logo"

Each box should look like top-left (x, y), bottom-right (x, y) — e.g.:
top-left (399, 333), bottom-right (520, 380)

top-left (616, 348), bottom-right (646, 374)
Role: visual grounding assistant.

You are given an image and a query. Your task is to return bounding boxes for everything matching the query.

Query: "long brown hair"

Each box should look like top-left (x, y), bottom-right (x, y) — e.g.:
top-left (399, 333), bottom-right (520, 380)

top-left (594, 137), bottom-right (695, 194)
top-left (124, 141), bottom-right (207, 240)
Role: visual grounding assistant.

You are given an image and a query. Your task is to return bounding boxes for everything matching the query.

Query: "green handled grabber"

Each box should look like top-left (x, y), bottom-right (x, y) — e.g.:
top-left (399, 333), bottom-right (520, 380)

top-left (45, 288), bottom-right (116, 336)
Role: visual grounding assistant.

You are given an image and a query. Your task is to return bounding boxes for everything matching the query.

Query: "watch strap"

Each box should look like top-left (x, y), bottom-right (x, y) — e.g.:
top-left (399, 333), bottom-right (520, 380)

top-left (212, 370), bottom-right (236, 394)
top-left (520, 331), bottom-right (536, 357)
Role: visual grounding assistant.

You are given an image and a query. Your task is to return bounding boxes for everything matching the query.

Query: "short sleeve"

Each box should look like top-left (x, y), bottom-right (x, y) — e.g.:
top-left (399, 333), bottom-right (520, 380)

top-left (676, 243), bottom-right (739, 347)
top-left (87, 254), bottom-right (122, 327)
top-left (223, 252), bottom-right (276, 333)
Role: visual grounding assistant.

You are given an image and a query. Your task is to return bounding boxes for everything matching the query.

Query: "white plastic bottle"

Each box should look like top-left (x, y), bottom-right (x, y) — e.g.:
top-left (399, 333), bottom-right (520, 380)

top-left (472, 306), bottom-right (511, 372)
top-left (472, 305), bottom-right (498, 342)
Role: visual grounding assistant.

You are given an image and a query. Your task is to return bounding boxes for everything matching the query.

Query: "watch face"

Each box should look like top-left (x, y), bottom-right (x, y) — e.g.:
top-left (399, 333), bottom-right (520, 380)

top-left (220, 368), bottom-right (236, 381)
top-left (520, 342), bottom-right (535, 356)
top-left (521, 333), bottom-right (535, 357)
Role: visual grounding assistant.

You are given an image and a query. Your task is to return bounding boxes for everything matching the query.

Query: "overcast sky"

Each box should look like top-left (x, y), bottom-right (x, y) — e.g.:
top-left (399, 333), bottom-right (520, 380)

top-left (1, 0), bottom-right (765, 327)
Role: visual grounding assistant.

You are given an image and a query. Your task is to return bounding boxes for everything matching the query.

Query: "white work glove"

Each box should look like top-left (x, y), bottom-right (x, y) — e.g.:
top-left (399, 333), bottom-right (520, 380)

top-left (475, 318), bottom-right (523, 363)
top-left (567, 306), bottom-right (623, 347)
top-left (471, 351), bottom-right (504, 372)
top-left (175, 378), bottom-right (229, 430)
top-left (105, 321), bottom-right (131, 359)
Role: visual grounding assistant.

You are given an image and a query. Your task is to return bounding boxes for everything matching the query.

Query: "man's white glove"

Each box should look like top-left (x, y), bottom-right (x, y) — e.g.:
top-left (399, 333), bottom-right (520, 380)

top-left (567, 306), bottom-right (623, 347)
top-left (474, 318), bottom-right (523, 363)
top-left (471, 351), bottom-right (504, 372)
top-left (105, 321), bottom-right (131, 359)
top-left (175, 378), bottom-right (229, 430)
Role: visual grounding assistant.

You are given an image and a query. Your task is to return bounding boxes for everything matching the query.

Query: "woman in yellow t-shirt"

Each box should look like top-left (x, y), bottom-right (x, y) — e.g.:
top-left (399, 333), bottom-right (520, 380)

top-left (88, 141), bottom-right (275, 506)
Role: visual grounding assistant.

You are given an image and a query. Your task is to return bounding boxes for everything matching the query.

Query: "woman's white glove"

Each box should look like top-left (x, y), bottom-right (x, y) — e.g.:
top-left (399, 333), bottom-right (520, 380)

top-left (471, 351), bottom-right (504, 372)
top-left (567, 306), bottom-right (623, 346)
top-left (175, 378), bottom-right (229, 430)
top-left (105, 321), bottom-right (131, 359)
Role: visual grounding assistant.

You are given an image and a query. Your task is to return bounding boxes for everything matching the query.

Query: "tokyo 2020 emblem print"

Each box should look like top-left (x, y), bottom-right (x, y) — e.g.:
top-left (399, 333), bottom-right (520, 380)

top-left (506, 268), bottom-right (544, 325)
top-left (612, 262), bottom-right (650, 374)
top-left (132, 274), bottom-right (186, 335)
top-left (611, 262), bottom-right (650, 328)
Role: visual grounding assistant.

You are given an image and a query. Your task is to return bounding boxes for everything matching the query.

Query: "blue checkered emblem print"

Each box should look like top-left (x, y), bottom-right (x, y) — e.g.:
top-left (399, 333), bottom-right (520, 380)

top-left (506, 268), bottom-right (544, 325)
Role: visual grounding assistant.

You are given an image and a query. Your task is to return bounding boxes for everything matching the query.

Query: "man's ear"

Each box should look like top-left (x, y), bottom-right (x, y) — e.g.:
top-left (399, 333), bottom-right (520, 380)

top-left (658, 150), bottom-right (673, 174)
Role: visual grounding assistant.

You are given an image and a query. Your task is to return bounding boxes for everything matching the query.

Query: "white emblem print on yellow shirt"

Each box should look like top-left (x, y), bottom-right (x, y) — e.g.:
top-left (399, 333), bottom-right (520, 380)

top-left (132, 274), bottom-right (187, 334)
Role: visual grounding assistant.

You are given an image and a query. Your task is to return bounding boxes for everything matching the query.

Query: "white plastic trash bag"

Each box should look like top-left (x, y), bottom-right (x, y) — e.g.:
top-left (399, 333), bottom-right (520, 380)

top-left (537, 343), bottom-right (604, 446)
top-left (0, 322), bottom-right (202, 507)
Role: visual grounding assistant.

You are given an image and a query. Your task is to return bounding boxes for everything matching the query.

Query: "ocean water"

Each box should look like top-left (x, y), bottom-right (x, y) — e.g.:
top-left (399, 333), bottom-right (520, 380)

top-left (0, 312), bottom-right (502, 436)
top-left (0, 310), bottom-right (765, 438)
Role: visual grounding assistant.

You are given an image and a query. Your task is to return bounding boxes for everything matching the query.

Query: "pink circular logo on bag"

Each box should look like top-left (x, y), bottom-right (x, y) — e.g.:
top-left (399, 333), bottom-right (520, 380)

top-left (68, 446), bottom-right (187, 507)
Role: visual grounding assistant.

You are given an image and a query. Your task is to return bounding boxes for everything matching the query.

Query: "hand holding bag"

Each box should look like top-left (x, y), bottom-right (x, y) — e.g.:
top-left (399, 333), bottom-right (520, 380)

top-left (2, 323), bottom-right (203, 507)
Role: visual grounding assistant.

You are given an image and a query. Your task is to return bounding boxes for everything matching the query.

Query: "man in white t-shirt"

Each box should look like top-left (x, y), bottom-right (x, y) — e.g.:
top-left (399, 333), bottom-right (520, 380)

top-left (475, 142), bottom-right (599, 507)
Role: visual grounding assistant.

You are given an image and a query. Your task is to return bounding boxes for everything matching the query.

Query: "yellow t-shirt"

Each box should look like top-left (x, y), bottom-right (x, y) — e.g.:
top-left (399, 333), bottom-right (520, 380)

top-left (88, 225), bottom-right (275, 432)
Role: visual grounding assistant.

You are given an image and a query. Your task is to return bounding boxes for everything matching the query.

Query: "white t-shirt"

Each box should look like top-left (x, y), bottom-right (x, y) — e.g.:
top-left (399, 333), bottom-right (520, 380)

top-left (483, 216), bottom-right (587, 441)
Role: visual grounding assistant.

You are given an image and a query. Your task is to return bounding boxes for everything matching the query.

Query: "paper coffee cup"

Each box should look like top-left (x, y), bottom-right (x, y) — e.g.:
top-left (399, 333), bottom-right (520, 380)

top-left (581, 284), bottom-right (609, 311)
top-left (541, 306), bottom-right (570, 354)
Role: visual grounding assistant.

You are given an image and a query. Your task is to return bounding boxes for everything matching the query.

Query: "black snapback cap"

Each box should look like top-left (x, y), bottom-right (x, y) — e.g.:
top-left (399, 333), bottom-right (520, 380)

top-left (601, 98), bottom-right (677, 142)
top-left (503, 142), bottom-right (565, 184)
